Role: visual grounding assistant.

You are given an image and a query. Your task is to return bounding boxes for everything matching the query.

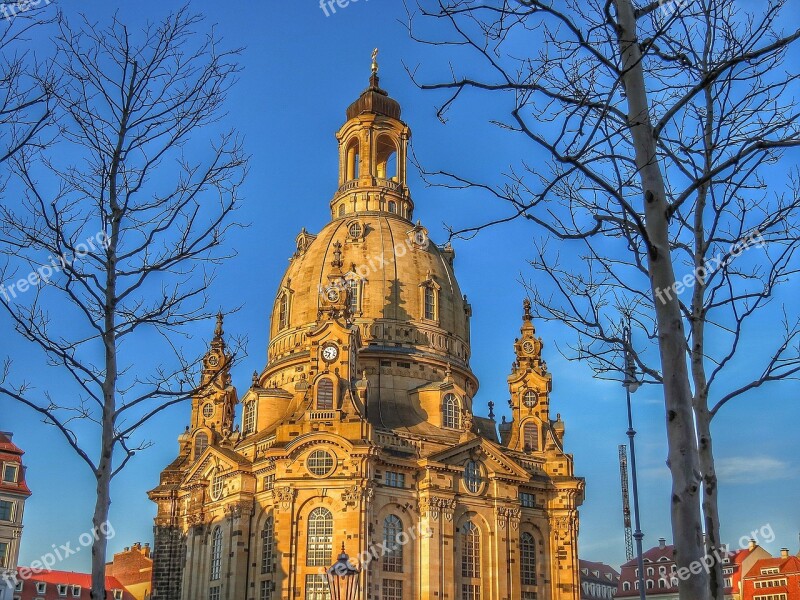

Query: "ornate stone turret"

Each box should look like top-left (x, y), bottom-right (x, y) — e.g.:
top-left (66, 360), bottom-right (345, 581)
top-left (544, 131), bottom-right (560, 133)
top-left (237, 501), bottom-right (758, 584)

top-left (331, 48), bottom-right (413, 220)
top-left (502, 300), bottom-right (552, 453)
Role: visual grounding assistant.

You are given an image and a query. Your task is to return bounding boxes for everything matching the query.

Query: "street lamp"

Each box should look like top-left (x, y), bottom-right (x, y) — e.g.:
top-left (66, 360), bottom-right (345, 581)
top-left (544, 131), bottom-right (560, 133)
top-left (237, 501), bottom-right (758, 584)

top-left (623, 323), bottom-right (647, 600)
top-left (326, 543), bottom-right (361, 600)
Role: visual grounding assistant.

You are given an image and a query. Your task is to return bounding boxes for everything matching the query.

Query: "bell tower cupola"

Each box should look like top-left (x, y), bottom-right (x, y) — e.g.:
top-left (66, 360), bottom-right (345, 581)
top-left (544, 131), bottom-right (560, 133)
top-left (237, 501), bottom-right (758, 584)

top-left (332, 49), bottom-right (413, 221)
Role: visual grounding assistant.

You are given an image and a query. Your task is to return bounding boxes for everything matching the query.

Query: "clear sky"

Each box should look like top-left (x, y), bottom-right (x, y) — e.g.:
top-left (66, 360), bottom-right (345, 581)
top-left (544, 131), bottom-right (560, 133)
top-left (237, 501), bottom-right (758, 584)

top-left (2, 0), bottom-right (799, 574)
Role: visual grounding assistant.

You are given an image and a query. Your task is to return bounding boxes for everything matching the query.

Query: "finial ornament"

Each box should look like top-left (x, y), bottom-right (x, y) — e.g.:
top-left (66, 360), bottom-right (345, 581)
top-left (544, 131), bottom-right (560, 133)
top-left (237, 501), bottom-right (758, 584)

top-left (371, 48), bottom-right (379, 74)
top-left (523, 298), bottom-right (532, 322)
top-left (215, 312), bottom-right (224, 337)
top-left (488, 401), bottom-right (495, 420)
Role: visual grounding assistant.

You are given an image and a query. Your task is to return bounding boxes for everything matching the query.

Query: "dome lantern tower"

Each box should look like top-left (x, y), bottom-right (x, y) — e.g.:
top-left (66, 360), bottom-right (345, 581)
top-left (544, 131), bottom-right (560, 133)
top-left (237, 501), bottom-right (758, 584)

top-left (332, 49), bottom-right (413, 221)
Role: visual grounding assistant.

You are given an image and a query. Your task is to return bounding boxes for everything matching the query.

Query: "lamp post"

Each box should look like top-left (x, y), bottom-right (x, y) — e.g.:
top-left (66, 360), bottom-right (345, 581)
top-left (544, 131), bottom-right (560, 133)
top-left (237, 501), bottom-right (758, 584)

top-left (623, 324), bottom-right (647, 600)
top-left (326, 544), bottom-right (361, 600)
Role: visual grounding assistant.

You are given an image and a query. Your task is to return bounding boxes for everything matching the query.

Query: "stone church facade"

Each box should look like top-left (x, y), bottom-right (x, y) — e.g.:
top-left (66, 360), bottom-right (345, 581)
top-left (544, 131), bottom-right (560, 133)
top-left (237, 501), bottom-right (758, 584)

top-left (149, 63), bottom-right (584, 600)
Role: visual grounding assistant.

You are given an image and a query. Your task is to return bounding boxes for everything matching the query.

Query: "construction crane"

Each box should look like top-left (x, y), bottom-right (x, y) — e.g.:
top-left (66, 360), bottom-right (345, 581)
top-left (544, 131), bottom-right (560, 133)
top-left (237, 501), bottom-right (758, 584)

top-left (619, 444), bottom-right (634, 561)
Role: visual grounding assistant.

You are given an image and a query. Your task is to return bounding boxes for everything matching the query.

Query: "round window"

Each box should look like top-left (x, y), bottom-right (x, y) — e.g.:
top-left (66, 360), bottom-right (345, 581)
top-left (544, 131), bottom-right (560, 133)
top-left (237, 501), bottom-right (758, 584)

top-left (307, 449), bottom-right (335, 477)
top-left (348, 222), bottom-right (363, 239)
top-left (202, 403), bottom-right (214, 418)
top-left (463, 460), bottom-right (483, 494)
top-left (523, 391), bottom-right (537, 408)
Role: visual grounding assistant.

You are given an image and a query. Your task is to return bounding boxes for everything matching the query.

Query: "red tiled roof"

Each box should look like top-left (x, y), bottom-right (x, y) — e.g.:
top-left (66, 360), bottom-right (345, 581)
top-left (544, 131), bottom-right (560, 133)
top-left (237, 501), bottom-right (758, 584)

top-left (15, 570), bottom-right (136, 600)
top-left (745, 555), bottom-right (800, 577)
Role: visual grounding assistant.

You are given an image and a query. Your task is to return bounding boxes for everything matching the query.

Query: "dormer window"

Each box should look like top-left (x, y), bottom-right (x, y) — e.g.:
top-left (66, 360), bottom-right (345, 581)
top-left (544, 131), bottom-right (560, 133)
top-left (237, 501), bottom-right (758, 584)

top-left (243, 402), bottom-right (256, 435)
top-left (36, 582), bottom-right (47, 595)
top-left (442, 393), bottom-right (462, 429)
top-left (523, 422), bottom-right (539, 452)
top-left (72, 586), bottom-right (81, 597)
top-left (194, 432), bottom-right (209, 459)
top-left (420, 275), bottom-right (441, 323)
top-left (58, 584), bottom-right (68, 596)
top-left (2, 463), bottom-right (18, 483)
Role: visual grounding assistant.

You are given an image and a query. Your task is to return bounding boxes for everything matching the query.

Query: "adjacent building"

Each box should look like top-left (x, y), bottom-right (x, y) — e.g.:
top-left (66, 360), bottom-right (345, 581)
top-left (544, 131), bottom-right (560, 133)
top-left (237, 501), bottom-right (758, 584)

top-left (0, 432), bottom-right (31, 600)
top-left (106, 543), bottom-right (152, 600)
top-left (149, 62), bottom-right (585, 600)
top-left (580, 560), bottom-right (619, 599)
top-left (616, 539), bottom-right (679, 600)
top-left (741, 550), bottom-right (800, 600)
top-left (728, 540), bottom-right (772, 600)
top-left (12, 571), bottom-right (136, 600)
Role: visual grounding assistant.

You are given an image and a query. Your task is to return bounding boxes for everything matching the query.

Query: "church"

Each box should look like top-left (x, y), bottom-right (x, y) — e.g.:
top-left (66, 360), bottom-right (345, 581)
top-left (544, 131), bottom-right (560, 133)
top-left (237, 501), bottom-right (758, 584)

top-left (148, 58), bottom-right (584, 600)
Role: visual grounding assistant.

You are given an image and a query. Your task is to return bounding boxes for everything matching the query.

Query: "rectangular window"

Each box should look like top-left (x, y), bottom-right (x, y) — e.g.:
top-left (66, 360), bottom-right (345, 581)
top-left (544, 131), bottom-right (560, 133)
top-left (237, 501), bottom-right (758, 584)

top-left (0, 541), bottom-right (8, 568)
top-left (304, 574), bottom-right (330, 600)
top-left (259, 580), bottom-right (274, 600)
top-left (385, 471), bottom-right (405, 488)
top-left (521, 593), bottom-right (537, 600)
top-left (57, 584), bottom-right (68, 596)
top-left (71, 586), bottom-right (81, 597)
top-left (383, 579), bottom-right (403, 600)
top-left (0, 500), bottom-right (14, 521)
top-left (2, 464), bottom-right (18, 483)
top-left (263, 474), bottom-right (275, 491)
top-left (519, 492), bottom-right (536, 508)
top-left (36, 583), bottom-right (47, 595)
top-left (424, 287), bottom-right (436, 320)
top-left (461, 584), bottom-right (481, 600)
top-left (209, 586), bottom-right (220, 600)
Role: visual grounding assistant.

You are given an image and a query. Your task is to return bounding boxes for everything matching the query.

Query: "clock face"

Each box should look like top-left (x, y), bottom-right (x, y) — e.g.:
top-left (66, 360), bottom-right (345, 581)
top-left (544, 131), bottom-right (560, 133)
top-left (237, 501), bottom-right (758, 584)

top-left (522, 340), bottom-right (535, 355)
top-left (208, 355), bottom-right (219, 367)
top-left (326, 287), bottom-right (341, 303)
top-left (322, 344), bottom-right (339, 362)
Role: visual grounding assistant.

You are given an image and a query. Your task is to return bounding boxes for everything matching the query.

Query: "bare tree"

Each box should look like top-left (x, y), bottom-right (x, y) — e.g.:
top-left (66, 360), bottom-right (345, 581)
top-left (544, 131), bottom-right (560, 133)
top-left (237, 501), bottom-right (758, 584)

top-left (0, 7), bottom-right (247, 598)
top-left (404, 1), bottom-right (800, 598)
top-left (0, 1), bottom-right (54, 168)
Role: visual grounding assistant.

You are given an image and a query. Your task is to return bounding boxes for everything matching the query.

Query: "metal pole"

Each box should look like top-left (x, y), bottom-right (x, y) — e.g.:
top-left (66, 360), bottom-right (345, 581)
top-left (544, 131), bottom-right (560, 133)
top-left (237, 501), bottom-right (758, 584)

top-left (626, 383), bottom-right (647, 600)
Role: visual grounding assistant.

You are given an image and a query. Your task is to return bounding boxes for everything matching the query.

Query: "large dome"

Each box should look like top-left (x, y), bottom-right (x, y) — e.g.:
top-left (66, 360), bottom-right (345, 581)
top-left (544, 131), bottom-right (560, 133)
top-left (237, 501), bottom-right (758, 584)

top-left (260, 68), bottom-right (478, 408)
top-left (267, 213), bottom-right (471, 366)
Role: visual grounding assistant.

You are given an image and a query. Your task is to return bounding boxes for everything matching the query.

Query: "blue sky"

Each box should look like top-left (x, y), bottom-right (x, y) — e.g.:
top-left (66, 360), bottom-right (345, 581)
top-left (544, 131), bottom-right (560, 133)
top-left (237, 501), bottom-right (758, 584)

top-left (2, 0), bottom-right (799, 574)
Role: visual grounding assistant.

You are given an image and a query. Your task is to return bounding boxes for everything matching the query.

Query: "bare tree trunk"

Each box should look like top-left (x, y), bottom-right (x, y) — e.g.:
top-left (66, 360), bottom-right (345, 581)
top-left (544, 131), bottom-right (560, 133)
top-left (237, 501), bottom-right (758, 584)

top-left (614, 1), bottom-right (708, 598)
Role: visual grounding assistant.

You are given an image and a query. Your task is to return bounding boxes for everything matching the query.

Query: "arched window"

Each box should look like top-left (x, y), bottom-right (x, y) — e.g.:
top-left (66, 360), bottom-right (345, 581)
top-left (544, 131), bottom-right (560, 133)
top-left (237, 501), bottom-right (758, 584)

top-left (338, 204), bottom-right (346, 217)
top-left (442, 394), bottom-right (461, 429)
top-left (261, 516), bottom-right (274, 574)
top-left (383, 515), bottom-right (404, 573)
top-left (521, 532), bottom-right (537, 586)
top-left (647, 567), bottom-right (654, 576)
top-left (307, 508), bottom-right (333, 566)
top-left (243, 402), bottom-right (256, 435)
top-left (461, 521), bottom-right (480, 577)
top-left (346, 139), bottom-right (360, 180)
top-left (461, 520), bottom-right (481, 599)
top-left (647, 580), bottom-right (654, 589)
top-left (278, 293), bottom-right (289, 330)
top-left (317, 379), bottom-right (334, 410)
top-left (376, 136), bottom-right (398, 180)
top-left (623, 582), bottom-right (630, 591)
top-left (347, 279), bottom-right (359, 315)
top-left (194, 433), bottom-right (209, 458)
top-left (210, 526), bottom-right (223, 581)
top-left (424, 286), bottom-right (436, 320)
top-left (388, 200), bottom-right (397, 214)
top-left (523, 422), bottom-right (539, 452)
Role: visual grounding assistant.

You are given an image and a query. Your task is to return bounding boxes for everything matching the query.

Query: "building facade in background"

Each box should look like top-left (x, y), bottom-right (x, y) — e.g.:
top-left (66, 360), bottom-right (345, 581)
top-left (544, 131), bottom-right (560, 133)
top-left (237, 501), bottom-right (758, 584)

top-left (149, 64), bottom-right (585, 600)
top-left (741, 550), bottom-right (800, 600)
top-left (579, 560), bottom-right (619, 599)
top-left (0, 432), bottom-right (31, 600)
top-left (106, 543), bottom-right (153, 600)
